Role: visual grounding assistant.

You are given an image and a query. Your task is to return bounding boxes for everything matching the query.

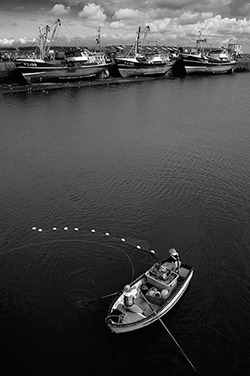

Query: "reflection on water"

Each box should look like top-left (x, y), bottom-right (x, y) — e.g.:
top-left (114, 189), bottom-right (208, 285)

top-left (0, 74), bottom-right (250, 375)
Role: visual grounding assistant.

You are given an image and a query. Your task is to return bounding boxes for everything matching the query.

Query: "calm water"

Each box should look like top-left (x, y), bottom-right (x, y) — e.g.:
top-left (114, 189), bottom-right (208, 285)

top-left (0, 74), bottom-right (250, 376)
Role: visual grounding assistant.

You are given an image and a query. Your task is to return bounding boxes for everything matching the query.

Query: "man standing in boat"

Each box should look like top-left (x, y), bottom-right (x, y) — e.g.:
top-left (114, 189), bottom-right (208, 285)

top-left (167, 248), bottom-right (181, 273)
top-left (123, 285), bottom-right (144, 314)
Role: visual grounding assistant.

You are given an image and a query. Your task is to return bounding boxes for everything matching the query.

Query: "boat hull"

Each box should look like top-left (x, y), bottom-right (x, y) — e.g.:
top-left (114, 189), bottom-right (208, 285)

top-left (105, 260), bottom-right (193, 334)
top-left (206, 61), bottom-right (236, 74)
top-left (182, 56), bottom-right (236, 75)
top-left (22, 63), bottom-right (111, 83)
top-left (185, 63), bottom-right (236, 75)
top-left (116, 59), bottom-right (173, 79)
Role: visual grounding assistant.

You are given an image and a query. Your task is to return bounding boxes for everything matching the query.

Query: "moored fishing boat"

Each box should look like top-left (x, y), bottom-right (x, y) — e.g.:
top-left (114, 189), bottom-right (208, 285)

top-left (15, 19), bottom-right (111, 84)
top-left (206, 48), bottom-right (236, 74)
top-left (115, 26), bottom-right (173, 78)
top-left (105, 249), bottom-right (193, 334)
top-left (22, 49), bottom-right (111, 84)
top-left (116, 54), bottom-right (173, 79)
top-left (181, 52), bottom-right (236, 75)
top-left (181, 31), bottom-right (236, 75)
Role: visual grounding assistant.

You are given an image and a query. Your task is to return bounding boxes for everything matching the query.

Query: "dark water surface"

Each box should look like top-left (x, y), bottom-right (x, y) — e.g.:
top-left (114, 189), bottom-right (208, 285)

top-left (1, 74), bottom-right (250, 376)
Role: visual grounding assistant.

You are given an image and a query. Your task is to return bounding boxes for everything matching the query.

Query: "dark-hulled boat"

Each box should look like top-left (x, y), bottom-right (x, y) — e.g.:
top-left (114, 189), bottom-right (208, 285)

top-left (21, 50), bottom-right (111, 84)
top-left (15, 19), bottom-right (111, 84)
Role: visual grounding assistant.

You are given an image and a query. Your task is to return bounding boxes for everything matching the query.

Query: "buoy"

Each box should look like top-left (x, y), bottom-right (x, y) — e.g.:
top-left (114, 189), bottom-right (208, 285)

top-left (148, 289), bottom-right (155, 296)
top-left (161, 289), bottom-right (169, 298)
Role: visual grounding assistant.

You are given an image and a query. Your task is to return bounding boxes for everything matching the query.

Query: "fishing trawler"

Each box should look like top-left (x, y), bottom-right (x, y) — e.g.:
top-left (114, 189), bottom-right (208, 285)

top-left (181, 31), bottom-right (236, 75)
top-left (115, 26), bottom-right (173, 79)
top-left (22, 48), bottom-right (111, 84)
top-left (15, 20), bottom-right (111, 83)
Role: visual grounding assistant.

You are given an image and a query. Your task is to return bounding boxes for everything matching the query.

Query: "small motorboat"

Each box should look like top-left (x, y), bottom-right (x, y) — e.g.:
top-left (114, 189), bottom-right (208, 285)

top-left (105, 249), bottom-right (193, 334)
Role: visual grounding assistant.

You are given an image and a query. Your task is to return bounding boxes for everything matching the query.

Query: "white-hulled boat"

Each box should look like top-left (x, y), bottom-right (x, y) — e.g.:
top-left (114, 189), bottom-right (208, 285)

top-left (116, 54), bottom-right (173, 79)
top-left (206, 49), bottom-right (236, 74)
top-left (115, 26), bottom-right (173, 79)
top-left (105, 250), bottom-right (193, 334)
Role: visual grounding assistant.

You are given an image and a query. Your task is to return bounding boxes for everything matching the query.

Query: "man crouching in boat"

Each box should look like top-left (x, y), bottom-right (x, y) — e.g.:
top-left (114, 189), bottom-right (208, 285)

top-left (123, 285), bottom-right (144, 315)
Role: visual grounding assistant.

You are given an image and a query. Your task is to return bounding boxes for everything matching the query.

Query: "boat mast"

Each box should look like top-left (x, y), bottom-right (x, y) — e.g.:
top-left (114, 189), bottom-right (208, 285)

top-left (196, 30), bottom-right (206, 55)
top-left (38, 18), bottom-right (61, 60)
top-left (135, 26), bottom-right (141, 56)
top-left (46, 18), bottom-right (61, 56)
top-left (126, 25), bottom-right (150, 58)
top-left (125, 27), bottom-right (141, 57)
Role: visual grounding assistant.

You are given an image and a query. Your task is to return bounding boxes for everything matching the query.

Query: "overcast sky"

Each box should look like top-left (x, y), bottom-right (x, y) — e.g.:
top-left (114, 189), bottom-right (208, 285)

top-left (1, 1), bottom-right (250, 50)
